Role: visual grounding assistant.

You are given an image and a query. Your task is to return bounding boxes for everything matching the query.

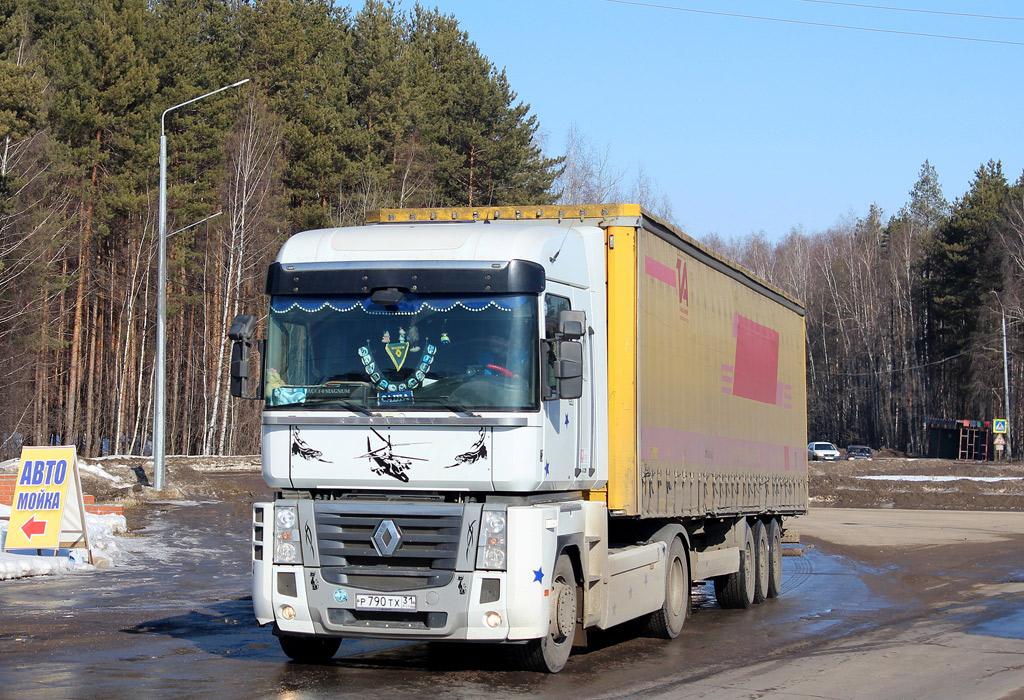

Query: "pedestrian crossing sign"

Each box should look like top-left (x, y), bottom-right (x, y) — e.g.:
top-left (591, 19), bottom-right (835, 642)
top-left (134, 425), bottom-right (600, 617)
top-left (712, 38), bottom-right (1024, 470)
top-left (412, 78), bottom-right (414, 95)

top-left (993, 419), bottom-right (1007, 434)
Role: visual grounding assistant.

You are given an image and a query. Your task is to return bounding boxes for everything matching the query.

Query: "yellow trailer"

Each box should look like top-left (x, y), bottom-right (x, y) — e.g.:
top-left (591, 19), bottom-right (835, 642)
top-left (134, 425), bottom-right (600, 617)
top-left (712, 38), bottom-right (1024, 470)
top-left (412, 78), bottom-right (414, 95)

top-left (602, 205), bottom-right (807, 518)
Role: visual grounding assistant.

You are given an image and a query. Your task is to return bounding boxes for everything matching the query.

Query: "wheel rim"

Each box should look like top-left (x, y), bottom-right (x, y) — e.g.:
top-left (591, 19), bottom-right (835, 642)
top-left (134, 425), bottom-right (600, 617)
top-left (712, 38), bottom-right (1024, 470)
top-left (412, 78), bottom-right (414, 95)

top-left (667, 556), bottom-right (685, 616)
top-left (552, 576), bottom-right (575, 640)
top-left (771, 528), bottom-right (783, 592)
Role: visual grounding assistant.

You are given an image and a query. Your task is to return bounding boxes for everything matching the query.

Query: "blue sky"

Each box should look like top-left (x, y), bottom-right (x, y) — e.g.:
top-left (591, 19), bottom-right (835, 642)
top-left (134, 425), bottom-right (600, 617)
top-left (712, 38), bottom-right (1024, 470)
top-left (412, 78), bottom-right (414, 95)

top-left (410, 0), bottom-right (1022, 242)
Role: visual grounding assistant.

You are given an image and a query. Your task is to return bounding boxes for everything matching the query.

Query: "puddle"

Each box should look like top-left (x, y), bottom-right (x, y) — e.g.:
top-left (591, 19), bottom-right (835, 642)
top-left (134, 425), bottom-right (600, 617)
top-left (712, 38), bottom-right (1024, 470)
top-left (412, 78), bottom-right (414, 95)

top-left (969, 602), bottom-right (1024, 640)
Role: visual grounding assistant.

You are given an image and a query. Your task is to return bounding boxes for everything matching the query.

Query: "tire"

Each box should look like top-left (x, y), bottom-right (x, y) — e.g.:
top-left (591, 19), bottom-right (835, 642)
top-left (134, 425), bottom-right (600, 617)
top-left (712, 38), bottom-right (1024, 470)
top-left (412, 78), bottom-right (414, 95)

top-left (752, 519), bottom-right (770, 604)
top-left (643, 536), bottom-right (689, 639)
top-left (714, 521), bottom-right (755, 609)
top-left (278, 634), bottom-right (341, 663)
top-left (767, 517), bottom-right (783, 598)
top-left (514, 554), bottom-right (576, 673)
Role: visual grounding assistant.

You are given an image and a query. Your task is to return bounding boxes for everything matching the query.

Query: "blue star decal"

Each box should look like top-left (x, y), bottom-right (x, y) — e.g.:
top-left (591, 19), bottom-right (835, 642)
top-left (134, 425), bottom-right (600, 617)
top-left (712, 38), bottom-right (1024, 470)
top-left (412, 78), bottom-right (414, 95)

top-left (533, 567), bottom-right (544, 583)
top-left (544, 462), bottom-right (550, 474)
top-left (564, 414), bottom-right (569, 427)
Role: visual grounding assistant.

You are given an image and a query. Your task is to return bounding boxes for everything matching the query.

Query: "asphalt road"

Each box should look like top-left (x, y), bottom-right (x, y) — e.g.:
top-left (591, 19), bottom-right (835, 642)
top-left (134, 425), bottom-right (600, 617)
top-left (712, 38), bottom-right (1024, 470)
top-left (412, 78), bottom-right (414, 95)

top-left (2, 485), bottom-right (1023, 700)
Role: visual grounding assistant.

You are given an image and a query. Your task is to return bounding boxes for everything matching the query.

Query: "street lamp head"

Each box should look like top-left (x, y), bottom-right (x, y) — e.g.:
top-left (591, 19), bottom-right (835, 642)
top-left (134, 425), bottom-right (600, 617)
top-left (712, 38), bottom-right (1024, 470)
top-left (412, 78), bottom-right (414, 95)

top-left (231, 78), bottom-right (251, 88)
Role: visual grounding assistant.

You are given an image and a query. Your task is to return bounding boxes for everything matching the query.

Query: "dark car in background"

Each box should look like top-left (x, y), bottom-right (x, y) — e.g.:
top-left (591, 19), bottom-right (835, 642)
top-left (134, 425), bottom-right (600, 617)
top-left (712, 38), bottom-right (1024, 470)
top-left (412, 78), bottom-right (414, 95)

top-left (846, 445), bottom-right (873, 460)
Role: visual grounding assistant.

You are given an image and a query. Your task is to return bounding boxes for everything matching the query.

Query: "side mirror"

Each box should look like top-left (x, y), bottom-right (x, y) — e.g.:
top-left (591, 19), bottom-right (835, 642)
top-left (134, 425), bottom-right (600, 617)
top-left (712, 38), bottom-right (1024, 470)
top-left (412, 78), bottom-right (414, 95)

top-left (229, 314), bottom-right (262, 399)
top-left (556, 340), bottom-right (583, 400)
top-left (558, 310), bottom-right (586, 340)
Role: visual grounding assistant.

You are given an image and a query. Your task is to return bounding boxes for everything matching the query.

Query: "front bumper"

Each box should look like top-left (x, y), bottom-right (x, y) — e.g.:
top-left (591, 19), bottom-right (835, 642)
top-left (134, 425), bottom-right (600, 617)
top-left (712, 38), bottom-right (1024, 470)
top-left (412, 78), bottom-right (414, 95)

top-left (280, 567), bottom-right (509, 640)
top-left (252, 501), bottom-right (512, 641)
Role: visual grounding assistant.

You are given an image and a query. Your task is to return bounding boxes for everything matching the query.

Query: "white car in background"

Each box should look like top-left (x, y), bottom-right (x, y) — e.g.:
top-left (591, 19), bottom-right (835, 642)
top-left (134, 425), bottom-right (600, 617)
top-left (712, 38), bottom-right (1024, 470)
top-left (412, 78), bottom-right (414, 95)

top-left (808, 441), bottom-right (841, 461)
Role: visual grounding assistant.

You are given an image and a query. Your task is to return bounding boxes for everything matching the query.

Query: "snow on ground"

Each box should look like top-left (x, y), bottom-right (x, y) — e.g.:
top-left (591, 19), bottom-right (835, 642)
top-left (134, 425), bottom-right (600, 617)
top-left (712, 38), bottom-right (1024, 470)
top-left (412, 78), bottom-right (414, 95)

top-left (0, 503), bottom-right (128, 581)
top-left (76, 460), bottom-right (127, 485)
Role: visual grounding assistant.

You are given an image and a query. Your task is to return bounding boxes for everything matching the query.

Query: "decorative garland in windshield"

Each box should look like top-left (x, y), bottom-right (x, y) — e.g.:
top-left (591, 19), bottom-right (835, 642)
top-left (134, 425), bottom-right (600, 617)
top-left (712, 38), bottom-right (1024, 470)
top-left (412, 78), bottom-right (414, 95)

top-left (271, 297), bottom-right (526, 316)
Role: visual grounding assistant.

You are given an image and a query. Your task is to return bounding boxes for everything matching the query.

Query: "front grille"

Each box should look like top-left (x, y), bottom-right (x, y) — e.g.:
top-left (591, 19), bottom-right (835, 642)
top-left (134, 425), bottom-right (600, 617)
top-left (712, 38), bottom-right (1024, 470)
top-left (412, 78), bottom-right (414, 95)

top-left (314, 502), bottom-right (463, 591)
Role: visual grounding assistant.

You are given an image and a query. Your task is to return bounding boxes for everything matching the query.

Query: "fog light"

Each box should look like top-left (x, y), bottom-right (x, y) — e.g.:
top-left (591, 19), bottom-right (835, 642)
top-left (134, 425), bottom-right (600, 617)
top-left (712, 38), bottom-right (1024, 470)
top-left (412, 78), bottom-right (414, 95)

top-left (485, 611), bottom-right (502, 628)
top-left (280, 605), bottom-right (296, 620)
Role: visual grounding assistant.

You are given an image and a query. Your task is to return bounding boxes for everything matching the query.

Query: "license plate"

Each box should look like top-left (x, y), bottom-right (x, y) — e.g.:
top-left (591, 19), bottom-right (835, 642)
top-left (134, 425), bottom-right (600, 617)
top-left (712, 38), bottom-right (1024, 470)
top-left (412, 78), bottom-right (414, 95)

top-left (355, 594), bottom-right (416, 611)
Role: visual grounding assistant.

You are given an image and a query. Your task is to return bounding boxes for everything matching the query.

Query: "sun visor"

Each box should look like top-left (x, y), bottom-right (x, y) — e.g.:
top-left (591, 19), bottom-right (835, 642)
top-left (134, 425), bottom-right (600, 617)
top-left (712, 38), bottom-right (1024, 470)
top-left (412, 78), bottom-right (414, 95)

top-left (265, 260), bottom-right (546, 296)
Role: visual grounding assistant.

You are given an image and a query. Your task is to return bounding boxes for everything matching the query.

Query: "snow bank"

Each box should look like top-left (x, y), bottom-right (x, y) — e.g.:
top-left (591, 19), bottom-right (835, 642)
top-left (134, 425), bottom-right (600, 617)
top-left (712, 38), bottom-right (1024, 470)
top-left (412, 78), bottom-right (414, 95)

top-left (0, 503), bottom-right (128, 581)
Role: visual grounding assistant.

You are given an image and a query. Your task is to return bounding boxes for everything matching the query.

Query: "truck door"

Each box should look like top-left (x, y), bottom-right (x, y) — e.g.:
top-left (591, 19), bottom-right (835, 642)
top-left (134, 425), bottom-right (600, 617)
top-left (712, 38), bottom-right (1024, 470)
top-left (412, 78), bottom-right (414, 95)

top-left (543, 292), bottom-right (580, 483)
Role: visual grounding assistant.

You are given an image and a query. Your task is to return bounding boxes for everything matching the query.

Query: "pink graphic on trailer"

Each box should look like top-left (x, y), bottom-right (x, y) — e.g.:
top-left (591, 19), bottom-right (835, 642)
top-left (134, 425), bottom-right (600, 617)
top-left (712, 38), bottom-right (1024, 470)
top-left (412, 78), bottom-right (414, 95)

top-left (644, 256), bottom-right (688, 304)
top-left (722, 314), bottom-right (791, 408)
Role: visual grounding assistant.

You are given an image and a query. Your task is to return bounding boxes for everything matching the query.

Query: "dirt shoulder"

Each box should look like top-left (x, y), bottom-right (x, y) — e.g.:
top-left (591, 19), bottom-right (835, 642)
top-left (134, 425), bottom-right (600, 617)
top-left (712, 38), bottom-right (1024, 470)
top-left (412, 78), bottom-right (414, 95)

top-left (796, 506), bottom-right (1024, 548)
top-left (0, 455), bottom-right (265, 531)
top-left (808, 456), bottom-right (1024, 511)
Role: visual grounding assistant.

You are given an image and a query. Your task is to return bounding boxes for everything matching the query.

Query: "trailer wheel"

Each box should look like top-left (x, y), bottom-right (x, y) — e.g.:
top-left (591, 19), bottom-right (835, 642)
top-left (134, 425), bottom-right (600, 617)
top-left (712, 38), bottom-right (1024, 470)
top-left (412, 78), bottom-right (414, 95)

top-left (643, 536), bottom-right (689, 638)
top-left (767, 518), bottom-right (783, 598)
top-left (278, 634), bottom-right (341, 663)
top-left (714, 522), bottom-right (755, 609)
top-left (514, 554), bottom-right (576, 673)
top-left (752, 520), bottom-right (770, 604)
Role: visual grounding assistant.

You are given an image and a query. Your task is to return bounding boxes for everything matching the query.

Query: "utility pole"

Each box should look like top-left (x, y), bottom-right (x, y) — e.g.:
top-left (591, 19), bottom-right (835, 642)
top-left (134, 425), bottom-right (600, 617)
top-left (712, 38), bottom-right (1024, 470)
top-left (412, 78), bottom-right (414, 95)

top-left (155, 78), bottom-right (249, 491)
top-left (992, 291), bottom-right (1012, 461)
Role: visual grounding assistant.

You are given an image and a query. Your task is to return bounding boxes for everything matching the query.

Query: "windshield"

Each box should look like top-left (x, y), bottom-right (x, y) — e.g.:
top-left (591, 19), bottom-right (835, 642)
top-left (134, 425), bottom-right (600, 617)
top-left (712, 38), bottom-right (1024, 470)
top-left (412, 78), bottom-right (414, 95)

top-left (264, 293), bottom-right (539, 412)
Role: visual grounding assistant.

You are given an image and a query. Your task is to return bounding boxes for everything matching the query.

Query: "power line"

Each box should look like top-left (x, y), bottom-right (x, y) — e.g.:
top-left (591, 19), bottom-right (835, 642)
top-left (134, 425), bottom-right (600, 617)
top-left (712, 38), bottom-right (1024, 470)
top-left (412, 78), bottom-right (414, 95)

top-left (599, 0), bottom-right (1024, 47)
top-left (809, 351), bottom-right (970, 378)
top-left (795, 0), bottom-right (1024, 22)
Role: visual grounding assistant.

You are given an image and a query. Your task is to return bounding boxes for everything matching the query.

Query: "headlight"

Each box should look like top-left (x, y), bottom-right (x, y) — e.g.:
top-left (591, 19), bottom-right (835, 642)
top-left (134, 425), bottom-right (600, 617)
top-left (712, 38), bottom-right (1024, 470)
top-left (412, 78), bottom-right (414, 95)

top-left (276, 541), bottom-right (298, 563)
top-left (477, 508), bottom-right (507, 570)
top-left (274, 506), bottom-right (301, 564)
top-left (276, 507), bottom-right (296, 530)
top-left (484, 510), bottom-right (505, 535)
top-left (481, 547), bottom-right (505, 568)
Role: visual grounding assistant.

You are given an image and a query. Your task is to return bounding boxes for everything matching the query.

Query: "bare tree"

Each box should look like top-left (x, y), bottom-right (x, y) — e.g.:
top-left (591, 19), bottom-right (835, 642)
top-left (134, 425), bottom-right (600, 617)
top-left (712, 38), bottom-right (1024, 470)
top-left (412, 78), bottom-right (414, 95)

top-left (205, 91), bottom-right (281, 455)
top-left (553, 123), bottom-right (624, 204)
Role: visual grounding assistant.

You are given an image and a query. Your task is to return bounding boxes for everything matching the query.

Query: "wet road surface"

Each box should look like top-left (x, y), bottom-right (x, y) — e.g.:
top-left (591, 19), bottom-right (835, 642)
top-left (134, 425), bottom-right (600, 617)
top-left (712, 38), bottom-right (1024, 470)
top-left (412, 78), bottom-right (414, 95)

top-left (2, 489), bottom-right (1023, 700)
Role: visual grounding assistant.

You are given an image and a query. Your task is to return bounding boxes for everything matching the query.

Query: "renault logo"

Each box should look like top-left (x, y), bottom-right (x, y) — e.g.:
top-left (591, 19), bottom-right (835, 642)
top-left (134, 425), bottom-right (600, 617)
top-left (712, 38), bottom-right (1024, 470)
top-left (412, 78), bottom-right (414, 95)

top-left (372, 519), bottom-right (403, 556)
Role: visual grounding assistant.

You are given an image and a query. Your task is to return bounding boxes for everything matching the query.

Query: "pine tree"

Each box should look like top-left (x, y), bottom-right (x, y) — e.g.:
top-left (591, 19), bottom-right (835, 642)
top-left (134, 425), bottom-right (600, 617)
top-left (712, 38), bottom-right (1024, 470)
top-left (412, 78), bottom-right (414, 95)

top-left (241, 0), bottom-right (351, 230)
top-left (923, 160), bottom-right (1009, 417)
top-left (347, 0), bottom-right (408, 213)
top-left (407, 7), bottom-right (559, 207)
top-left (40, 0), bottom-right (158, 453)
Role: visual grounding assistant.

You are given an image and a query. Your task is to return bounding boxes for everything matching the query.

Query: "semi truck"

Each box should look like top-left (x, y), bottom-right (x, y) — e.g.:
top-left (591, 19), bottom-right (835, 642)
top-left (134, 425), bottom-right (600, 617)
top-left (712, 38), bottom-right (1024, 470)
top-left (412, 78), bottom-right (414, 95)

top-left (229, 203), bottom-right (808, 672)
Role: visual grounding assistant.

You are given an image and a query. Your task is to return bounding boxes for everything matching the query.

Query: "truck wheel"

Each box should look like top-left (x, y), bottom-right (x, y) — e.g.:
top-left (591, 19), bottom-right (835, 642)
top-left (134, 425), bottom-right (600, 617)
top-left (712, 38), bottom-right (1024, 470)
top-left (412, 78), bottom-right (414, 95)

top-left (643, 536), bottom-right (689, 638)
top-left (714, 522), bottom-right (755, 609)
top-left (278, 634), bottom-right (341, 663)
top-left (752, 520), bottom-right (769, 604)
top-left (767, 517), bottom-right (783, 598)
top-left (514, 554), bottom-right (576, 673)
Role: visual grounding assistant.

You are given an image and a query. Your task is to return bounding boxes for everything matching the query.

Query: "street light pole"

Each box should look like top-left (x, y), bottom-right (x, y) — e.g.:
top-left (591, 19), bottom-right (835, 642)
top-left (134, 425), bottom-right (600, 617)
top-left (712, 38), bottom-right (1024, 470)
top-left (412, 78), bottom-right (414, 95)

top-left (154, 78), bottom-right (250, 491)
top-left (992, 291), bottom-right (1012, 461)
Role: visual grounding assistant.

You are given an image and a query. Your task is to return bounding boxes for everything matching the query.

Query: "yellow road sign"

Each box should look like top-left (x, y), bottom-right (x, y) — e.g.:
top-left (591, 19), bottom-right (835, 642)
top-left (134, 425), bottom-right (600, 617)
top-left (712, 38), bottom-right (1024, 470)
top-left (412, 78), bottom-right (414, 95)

top-left (4, 446), bottom-right (89, 551)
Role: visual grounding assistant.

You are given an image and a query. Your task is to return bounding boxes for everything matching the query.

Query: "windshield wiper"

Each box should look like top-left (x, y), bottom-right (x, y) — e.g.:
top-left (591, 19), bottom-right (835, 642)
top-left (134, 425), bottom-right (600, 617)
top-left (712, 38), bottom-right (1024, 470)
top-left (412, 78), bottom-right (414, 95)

top-left (332, 399), bottom-right (376, 416)
top-left (428, 398), bottom-right (479, 417)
